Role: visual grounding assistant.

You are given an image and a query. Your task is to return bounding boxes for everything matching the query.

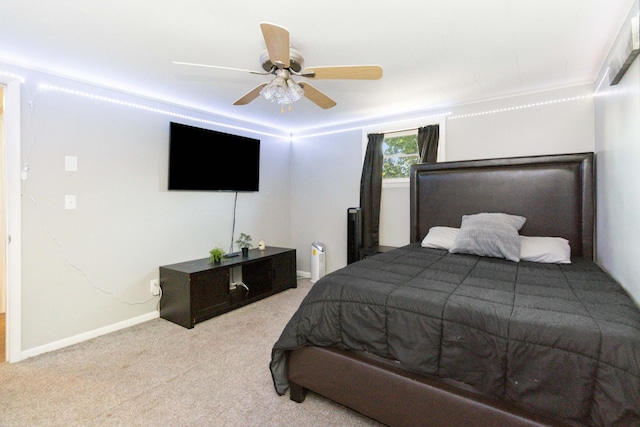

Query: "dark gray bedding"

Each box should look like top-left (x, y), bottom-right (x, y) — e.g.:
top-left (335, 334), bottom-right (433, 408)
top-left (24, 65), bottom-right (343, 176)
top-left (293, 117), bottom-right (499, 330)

top-left (270, 244), bottom-right (640, 426)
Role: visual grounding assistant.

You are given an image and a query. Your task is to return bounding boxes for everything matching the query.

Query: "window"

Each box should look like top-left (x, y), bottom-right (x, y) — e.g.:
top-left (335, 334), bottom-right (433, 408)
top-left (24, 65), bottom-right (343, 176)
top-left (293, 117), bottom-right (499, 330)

top-left (382, 130), bottom-right (420, 182)
top-left (361, 117), bottom-right (445, 188)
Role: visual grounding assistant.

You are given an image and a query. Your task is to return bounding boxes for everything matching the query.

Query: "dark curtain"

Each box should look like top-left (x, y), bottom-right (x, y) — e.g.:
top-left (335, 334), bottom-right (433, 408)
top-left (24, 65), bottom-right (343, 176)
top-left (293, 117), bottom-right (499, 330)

top-left (359, 133), bottom-right (385, 249)
top-left (417, 125), bottom-right (440, 163)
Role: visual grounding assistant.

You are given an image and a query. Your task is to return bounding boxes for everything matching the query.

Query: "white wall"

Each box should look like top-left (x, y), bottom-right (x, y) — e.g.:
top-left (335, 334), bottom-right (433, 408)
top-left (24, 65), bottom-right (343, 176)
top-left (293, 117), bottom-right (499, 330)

top-left (444, 85), bottom-right (595, 162)
top-left (593, 2), bottom-right (640, 305)
top-left (290, 130), bottom-right (362, 275)
top-left (292, 84), bottom-right (596, 274)
top-left (379, 186), bottom-right (411, 247)
top-left (5, 64), bottom-right (293, 353)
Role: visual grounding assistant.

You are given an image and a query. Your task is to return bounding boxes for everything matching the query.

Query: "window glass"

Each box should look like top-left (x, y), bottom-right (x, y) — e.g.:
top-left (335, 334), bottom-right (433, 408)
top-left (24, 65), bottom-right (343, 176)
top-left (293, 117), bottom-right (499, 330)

top-left (382, 131), bottom-right (419, 180)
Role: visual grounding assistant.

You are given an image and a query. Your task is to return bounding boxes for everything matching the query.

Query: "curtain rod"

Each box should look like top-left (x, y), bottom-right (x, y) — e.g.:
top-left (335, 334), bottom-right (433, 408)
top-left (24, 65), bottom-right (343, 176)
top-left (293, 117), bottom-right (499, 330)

top-left (384, 127), bottom-right (418, 135)
top-left (368, 127), bottom-right (416, 136)
top-left (371, 123), bottom-right (437, 136)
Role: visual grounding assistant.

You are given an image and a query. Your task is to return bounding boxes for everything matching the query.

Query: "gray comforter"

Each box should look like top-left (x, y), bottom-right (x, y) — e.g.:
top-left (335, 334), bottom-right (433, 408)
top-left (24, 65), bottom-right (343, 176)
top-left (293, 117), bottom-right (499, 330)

top-left (270, 244), bottom-right (640, 426)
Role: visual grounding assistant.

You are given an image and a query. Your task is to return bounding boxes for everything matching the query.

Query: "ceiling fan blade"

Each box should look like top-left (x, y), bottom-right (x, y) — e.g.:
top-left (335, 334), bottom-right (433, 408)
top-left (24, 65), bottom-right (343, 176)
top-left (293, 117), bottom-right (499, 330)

top-left (260, 23), bottom-right (290, 69)
top-left (173, 61), bottom-right (267, 75)
top-left (233, 83), bottom-right (268, 106)
top-left (301, 65), bottom-right (383, 80)
top-left (299, 82), bottom-right (336, 109)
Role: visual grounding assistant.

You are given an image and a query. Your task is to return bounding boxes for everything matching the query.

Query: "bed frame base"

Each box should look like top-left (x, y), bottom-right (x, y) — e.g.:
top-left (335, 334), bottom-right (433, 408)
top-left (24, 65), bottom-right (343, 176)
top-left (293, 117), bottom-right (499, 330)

top-left (288, 346), bottom-right (567, 427)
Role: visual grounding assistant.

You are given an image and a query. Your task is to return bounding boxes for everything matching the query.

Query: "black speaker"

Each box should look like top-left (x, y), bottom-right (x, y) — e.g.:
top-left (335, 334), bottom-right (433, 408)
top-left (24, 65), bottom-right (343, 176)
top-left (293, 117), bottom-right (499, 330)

top-left (347, 207), bottom-right (362, 264)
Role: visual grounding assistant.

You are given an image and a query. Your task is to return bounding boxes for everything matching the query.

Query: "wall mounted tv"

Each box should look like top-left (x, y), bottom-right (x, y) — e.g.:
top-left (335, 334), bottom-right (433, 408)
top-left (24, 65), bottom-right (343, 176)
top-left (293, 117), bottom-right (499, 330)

top-left (168, 122), bottom-right (260, 192)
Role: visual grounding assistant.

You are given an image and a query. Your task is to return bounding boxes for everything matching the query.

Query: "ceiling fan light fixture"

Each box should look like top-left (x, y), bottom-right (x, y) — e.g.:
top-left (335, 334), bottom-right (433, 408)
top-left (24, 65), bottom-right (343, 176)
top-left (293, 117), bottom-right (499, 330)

top-left (260, 75), bottom-right (303, 105)
top-left (286, 78), bottom-right (304, 98)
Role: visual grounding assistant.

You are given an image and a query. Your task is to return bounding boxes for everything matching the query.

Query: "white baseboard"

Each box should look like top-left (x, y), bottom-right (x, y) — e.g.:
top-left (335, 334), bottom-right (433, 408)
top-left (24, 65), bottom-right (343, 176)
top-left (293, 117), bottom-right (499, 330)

top-left (20, 311), bottom-right (159, 361)
top-left (297, 270), bottom-right (311, 279)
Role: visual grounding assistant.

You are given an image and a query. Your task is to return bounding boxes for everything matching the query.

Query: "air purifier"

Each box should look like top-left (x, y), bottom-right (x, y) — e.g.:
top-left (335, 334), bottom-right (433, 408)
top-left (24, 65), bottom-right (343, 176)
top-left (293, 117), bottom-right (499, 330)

top-left (310, 242), bottom-right (326, 283)
top-left (347, 207), bottom-right (362, 264)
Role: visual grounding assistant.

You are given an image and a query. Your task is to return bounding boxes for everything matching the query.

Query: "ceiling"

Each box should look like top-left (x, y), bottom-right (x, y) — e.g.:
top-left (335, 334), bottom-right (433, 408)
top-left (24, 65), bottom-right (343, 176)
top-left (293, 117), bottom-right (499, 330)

top-left (0, 0), bottom-right (635, 133)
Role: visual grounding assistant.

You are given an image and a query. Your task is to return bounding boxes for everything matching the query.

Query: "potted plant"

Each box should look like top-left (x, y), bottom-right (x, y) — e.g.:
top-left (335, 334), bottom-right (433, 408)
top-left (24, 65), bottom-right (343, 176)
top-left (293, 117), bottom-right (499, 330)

top-left (235, 233), bottom-right (253, 257)
top-left (209, 247), bottom-right (225, 263)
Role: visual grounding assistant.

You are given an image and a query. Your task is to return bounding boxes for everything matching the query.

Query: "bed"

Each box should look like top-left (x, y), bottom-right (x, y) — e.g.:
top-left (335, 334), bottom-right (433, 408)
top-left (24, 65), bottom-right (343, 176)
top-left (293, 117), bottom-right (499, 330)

top-left (270, 152), bottom-right (640, 427)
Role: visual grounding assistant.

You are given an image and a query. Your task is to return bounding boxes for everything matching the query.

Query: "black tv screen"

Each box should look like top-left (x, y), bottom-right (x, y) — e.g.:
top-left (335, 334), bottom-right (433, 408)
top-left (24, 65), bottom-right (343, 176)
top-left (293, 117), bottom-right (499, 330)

top-left (168, 122), bottom-right (260, 192)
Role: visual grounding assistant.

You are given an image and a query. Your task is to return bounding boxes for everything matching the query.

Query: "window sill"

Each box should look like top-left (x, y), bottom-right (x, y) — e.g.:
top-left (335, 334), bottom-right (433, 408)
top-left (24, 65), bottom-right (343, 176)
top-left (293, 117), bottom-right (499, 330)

top-left (382, 179), bottom-right (409, 189)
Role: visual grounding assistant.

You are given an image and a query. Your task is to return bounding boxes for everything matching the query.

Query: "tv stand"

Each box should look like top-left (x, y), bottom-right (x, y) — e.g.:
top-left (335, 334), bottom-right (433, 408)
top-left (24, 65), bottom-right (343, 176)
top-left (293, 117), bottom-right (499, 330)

top-left (159, 247), bottom-right (296, 329)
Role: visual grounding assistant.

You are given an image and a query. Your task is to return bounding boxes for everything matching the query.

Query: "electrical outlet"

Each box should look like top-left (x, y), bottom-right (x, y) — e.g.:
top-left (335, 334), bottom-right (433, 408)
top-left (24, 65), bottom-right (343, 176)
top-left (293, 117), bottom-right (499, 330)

top-left (150, 279), bottom-right (160, 296)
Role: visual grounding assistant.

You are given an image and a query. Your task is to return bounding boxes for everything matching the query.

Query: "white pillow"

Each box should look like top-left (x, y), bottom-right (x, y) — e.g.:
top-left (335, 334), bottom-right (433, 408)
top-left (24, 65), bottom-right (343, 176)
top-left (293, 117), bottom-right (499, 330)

top-left (519, 236), bottom-right (571, 264)
top-left (421, 227), bottom-right (459, 250)
top-left (422, 225), bottom-right (572, 264)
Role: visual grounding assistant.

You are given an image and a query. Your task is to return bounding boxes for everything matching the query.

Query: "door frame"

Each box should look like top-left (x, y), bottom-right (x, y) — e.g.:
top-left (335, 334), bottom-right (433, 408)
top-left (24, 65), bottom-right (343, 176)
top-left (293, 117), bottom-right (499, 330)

top-left (1, 76), bottom-right (22, 363)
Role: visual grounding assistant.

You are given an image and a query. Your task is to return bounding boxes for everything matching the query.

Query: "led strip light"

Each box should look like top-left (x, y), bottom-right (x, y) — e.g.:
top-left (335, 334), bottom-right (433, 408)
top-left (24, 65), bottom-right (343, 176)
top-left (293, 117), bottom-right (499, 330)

top-left (295, 112), bottom-right (451, 139)
top-left (38, 83), bottom-right (288, 139)
top-left (448, 95), bottom-right (592, 120)
top-left (0, 70), bottom-right (26, 83)
top-left (33, 81), bottom-right (592, 138)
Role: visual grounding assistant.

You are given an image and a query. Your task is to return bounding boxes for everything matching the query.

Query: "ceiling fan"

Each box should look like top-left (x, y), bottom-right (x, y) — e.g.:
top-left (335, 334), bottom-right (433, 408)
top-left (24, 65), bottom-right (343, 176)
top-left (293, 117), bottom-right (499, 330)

top-left (174, 22), bottom-right (383, 110)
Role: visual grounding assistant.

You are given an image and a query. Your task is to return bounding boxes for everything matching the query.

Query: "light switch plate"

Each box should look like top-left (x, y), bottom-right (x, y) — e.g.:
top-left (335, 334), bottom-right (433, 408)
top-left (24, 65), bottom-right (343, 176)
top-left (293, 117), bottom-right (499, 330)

top-left (65, 195), bottom-right (77, 210)
top-left (65, 156), bottom-right (78, 172)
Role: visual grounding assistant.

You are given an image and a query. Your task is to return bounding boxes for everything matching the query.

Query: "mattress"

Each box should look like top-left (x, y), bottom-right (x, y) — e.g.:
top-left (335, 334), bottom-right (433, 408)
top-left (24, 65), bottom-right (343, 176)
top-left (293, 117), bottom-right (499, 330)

top-left (270, 244), bottom-right (640, 426)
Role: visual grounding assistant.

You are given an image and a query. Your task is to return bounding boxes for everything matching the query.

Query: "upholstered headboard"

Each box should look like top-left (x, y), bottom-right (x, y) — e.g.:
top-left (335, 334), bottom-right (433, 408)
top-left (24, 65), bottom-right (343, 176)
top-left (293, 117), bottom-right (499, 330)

top-left (410, 152), bottom-right (594, 260)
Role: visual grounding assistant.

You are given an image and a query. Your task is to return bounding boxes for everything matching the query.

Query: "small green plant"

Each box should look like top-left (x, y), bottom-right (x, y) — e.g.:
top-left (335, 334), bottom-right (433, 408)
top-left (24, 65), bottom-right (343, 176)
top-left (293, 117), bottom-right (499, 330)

top-left (209, 247), bottom-right (225, 263)
top-left (235, 233), bottom-right (253, 250)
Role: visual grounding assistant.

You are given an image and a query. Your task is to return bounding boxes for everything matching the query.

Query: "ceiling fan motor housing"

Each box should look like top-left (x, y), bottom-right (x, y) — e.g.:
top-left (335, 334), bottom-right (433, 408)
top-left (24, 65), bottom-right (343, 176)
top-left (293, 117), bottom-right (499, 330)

top-left (260, 48), bottom-right (304, 73)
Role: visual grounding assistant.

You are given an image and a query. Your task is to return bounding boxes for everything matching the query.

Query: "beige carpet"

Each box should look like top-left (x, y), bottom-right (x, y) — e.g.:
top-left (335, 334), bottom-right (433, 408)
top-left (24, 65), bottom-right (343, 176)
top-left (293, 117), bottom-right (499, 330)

top-left (0, 279), bottom-right (384, 427)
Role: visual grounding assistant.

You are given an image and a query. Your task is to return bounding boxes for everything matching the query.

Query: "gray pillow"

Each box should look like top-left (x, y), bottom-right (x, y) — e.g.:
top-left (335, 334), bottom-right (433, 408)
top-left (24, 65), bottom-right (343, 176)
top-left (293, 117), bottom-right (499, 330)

top-left (449, 213), bottom-right (526, 262)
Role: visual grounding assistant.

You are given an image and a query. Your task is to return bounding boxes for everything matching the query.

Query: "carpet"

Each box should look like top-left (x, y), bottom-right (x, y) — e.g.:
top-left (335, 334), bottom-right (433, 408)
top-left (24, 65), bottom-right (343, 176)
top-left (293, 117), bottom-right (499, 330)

top-left (0, 279), bottom-right (383, 427)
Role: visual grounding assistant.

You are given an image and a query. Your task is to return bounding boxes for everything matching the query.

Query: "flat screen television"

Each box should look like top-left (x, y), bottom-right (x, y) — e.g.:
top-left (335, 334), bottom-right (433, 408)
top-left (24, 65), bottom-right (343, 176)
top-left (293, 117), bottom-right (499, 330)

top-left (168, 122), bottom-right (260, 192)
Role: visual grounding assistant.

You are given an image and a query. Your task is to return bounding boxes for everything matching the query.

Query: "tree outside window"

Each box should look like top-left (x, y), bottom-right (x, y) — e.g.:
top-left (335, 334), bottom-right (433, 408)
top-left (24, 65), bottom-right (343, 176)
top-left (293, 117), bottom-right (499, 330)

top-left (382, 132), bottom-right (419, 179)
